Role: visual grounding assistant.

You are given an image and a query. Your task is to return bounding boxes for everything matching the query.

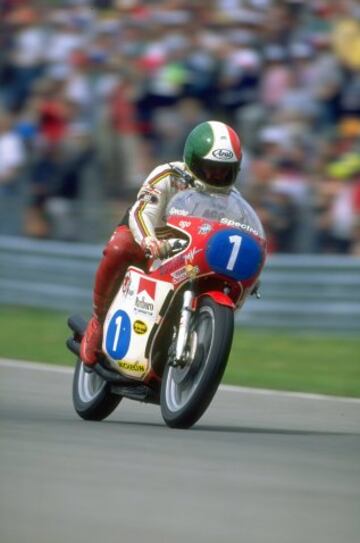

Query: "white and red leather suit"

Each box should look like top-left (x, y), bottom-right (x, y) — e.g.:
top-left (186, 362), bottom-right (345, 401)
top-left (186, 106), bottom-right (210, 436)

top-left (80, 162), bottom-right (187, 366)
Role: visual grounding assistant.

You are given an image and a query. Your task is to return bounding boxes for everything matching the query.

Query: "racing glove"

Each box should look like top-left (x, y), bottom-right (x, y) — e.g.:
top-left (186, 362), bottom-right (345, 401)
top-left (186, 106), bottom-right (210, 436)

top-left (140, 237), bottom-right (171, 260)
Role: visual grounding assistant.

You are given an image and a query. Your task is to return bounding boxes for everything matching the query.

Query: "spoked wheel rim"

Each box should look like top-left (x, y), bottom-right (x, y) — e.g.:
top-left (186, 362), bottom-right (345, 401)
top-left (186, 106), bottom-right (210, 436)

top-left (164, 306), bottom-right (215, 413)
top-left (77, 363), bottom-right (106, 403)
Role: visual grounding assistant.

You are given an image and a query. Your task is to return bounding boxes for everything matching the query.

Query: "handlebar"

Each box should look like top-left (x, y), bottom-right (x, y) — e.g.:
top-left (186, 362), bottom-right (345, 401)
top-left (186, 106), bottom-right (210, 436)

top-left (144, 238), bottom-right (188, 260)
top-left (168, 238), bottom-right (188, 253)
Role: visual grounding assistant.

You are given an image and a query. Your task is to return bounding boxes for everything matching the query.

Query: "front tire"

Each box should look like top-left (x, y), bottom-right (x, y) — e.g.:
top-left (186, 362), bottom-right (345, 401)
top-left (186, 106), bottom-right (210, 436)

top-left (72, 359), bottom-right (122, 421)
top-left (160, 296), bottom-right (234, 429)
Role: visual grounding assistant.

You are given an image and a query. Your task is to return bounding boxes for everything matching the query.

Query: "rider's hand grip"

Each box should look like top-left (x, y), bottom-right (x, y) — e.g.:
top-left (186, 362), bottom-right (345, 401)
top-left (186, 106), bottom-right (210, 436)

top-left (144, 238), bottom-right (187, 259)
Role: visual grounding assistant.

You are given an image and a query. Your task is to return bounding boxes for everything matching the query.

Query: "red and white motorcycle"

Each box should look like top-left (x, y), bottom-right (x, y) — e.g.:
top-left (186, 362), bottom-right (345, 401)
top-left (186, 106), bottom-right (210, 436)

top-left (67, 187), bottom-right (266, 428)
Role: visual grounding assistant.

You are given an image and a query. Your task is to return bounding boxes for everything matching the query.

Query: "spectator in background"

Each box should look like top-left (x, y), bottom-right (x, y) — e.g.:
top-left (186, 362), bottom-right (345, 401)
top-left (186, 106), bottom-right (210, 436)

top-left (242, 157), bottom-right (277, 252)
top-left (107, 72), bottom-right (148, 197)
top-left (0, 0), bottom-right (358, 253)
top-left (6, 7), bottom-right (46, 111)
top-left (153, 97), bottom-right (208, 162)
top-left (0, 109), bottom-right (26, 234)
top-left (270, 156), bottom-right (314, 252)
top-left (260, 45), bottom-right (291, 112)
top-left (219, 43), bottom-right (261, 122)
top-left (310, 32), bottom-right (343, 130)
top-left (45, 11), bottom-right (87, 79)
top-left (267, 187), bottom-right (299, 253)
top-left (182, 27), bottom-right (219, 110)
top-left (46, 122), bottom-right (95, 241)
top-left (320, 152), bottom-right (360, 254)
top-left (23, 77), bottom-right (69, 238)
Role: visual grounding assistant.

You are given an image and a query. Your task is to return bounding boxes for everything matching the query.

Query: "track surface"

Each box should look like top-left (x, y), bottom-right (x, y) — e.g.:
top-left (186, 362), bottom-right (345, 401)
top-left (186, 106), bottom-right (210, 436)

top-left (1, 360), bottom-right (359, 543)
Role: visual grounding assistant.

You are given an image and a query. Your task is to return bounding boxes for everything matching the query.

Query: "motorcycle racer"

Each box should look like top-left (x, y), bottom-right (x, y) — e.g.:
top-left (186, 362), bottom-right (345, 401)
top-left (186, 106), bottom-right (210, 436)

top-left (80, 120), bottom-right (243, 366)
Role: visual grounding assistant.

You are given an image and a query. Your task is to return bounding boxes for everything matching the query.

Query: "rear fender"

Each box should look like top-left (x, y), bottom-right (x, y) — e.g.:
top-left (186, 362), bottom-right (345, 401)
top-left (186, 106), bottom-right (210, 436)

top-left (195, 291), bottom-right (235, 310)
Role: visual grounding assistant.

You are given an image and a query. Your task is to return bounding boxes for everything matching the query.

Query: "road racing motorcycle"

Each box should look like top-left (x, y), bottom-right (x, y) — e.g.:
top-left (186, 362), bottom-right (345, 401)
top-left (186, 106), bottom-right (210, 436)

top-left (67, 186), bottom-right (266, 429)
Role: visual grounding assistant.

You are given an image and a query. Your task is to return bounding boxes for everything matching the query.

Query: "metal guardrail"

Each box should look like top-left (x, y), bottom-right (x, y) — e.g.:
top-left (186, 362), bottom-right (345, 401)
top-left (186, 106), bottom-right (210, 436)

top-left (1, 236), bottom-right (360, 332)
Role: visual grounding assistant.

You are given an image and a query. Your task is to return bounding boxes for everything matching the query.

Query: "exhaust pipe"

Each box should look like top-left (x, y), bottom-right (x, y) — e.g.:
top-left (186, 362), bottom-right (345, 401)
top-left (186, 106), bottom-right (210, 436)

top-left (66, 337), bottom-right (81, 357)
top-left (67, 314), bottom-right (87, 336)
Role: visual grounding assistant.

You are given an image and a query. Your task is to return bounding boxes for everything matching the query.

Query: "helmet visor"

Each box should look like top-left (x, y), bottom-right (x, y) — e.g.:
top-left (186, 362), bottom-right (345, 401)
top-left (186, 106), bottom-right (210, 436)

top-left (193, 158), bottom-right (240, 187)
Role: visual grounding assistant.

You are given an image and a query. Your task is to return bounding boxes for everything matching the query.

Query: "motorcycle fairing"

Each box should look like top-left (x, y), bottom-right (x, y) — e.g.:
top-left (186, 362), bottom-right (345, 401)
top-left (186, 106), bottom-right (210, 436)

top-left (195, 291), bottom-right (235, 309)
top-left (103, 267), bottom-right (174, 380)
top-left (205, 228), bottom-right (264, 281)
top-left (151, 216), bottom-right (265, 302)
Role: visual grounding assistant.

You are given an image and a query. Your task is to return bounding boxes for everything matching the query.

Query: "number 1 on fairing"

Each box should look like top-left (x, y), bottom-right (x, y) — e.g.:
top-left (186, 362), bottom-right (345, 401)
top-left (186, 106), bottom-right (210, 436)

top-left (113, 315), bottom-right (123, 351)
top-left (227, 235), bottom-right (243, 271)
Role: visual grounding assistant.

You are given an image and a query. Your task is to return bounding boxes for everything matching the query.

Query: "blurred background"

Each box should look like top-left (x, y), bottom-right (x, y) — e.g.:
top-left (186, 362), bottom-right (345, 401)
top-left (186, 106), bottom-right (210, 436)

top-left (0, 0), bottom-right (359, 251)
top-left (0, 0), bottom-right (359, 393)
top-left (1, 0), bottom-right (360, 344)
top-left (1, 7), bottom-right (359, 540)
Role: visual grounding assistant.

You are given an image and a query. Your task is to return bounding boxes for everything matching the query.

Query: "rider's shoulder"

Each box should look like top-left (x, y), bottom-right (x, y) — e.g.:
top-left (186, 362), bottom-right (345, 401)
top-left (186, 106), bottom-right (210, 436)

top-left (146, 161), bottom-right (184, 178)
top-left (168, 160), bottom-right (186, 171)
top-left (142, 161), bottom-right (186, 188)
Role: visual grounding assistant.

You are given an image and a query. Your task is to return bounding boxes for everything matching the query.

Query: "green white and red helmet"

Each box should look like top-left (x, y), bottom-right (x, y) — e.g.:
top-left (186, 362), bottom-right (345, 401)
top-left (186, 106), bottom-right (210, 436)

top-left (184, 120), bottom-right (242, 191)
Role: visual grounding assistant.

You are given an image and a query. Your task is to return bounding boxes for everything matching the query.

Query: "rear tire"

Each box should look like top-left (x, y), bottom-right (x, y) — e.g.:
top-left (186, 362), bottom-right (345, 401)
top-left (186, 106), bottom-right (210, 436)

top-left (160, 296), bottom-right (234, 429)
top-left (72, 359), bottom-right (122, 421)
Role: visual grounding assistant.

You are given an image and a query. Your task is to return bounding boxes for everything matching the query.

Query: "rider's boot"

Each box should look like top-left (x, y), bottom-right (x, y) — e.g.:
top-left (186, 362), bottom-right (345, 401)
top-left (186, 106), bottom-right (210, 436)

top-left (79, 314), bottom-right (103, 367)
top-left (80, 277), bottom-right (115, 367)
top-left (80, 226), bottom-right (144, 367)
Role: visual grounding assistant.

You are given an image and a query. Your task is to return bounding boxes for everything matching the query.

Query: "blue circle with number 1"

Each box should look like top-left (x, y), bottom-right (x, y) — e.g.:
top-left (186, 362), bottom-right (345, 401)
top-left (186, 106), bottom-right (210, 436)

top-left (206, 229), bottom-right (263, 281)
top-left (105, 310), bottom-right (131, 360)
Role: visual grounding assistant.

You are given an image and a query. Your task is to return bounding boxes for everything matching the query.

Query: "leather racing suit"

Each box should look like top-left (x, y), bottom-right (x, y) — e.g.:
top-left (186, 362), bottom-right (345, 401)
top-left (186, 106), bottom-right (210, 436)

top-left (80, 161), bottom-right (188, 366)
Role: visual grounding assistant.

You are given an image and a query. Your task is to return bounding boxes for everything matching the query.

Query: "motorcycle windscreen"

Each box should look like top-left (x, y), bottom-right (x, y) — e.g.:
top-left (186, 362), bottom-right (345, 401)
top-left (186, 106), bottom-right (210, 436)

top-left (205, 229), bottom-right (264, 281)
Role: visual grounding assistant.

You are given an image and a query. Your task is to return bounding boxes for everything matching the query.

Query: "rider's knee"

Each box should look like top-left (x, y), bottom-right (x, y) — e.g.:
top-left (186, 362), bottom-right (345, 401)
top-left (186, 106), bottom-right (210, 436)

top-left (103, 226), bottom-right (140, 262)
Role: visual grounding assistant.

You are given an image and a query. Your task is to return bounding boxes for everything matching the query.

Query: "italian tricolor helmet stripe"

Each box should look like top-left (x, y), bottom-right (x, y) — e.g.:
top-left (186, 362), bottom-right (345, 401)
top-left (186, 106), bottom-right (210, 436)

top-left (227, 125), bottom-right (242, 160)
top-left (183, 120), bottom-right (242, 187)
top-left (203, 121), bottom-right (242, 162)
top-left (184, 121), bottom-right (242, 163)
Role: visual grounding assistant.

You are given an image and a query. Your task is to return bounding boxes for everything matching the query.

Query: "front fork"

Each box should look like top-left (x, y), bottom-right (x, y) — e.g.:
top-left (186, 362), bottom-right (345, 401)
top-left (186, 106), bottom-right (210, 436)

top-left (173, 288), bottom-right (194, 365)
top-left (171, 282), bottom-right (241, 365)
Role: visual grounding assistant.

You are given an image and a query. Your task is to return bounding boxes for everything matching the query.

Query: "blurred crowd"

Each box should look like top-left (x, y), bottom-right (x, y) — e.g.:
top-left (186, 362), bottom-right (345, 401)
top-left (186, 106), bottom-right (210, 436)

top-left (0, 0), bottom-right (360, 253)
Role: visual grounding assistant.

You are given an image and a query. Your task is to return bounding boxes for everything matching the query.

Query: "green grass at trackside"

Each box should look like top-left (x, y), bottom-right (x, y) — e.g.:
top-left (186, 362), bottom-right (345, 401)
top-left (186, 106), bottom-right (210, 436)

top-left (0, 305), bottom-right (359, 398)
top-left (227, 331), bottom-right (360, 397)
top-left (0, 306), bottom-right (74, 366)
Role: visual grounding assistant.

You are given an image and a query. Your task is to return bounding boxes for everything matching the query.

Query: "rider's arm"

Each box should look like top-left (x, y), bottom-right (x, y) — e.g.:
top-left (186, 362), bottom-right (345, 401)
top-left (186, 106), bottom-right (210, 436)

top-left (129, 164), bottom-right (181, 245)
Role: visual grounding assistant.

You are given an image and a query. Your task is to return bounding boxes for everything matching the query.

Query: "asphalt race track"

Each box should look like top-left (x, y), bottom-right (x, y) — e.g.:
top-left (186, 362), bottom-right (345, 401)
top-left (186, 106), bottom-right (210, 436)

top-left (1, 359), bottom-right (359, 543)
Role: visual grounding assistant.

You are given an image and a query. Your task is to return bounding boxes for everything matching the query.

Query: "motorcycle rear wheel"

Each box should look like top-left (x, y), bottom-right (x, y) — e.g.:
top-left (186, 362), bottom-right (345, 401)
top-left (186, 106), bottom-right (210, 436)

top-left (72, 359), bottom-right (122, 420)
top-left (160, 296), bottom-right (234, 429)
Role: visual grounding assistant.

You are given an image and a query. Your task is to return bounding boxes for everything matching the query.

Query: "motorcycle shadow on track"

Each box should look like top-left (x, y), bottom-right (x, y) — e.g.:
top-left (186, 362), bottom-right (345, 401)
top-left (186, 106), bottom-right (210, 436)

top-left (99, 419), bottom-right (356, 437)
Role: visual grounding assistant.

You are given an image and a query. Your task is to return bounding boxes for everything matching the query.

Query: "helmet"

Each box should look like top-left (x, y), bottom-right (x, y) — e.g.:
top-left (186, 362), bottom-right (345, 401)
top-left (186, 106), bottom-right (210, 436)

top-left (184, 120), bottom-right (242, 191)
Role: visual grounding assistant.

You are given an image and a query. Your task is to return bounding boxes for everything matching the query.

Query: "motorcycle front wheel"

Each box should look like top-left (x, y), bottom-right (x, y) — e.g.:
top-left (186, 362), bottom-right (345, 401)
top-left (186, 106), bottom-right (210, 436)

top-left (160, 296), bottom-right (234, 429)
top-left (72, 359), bottom-right (122, 421)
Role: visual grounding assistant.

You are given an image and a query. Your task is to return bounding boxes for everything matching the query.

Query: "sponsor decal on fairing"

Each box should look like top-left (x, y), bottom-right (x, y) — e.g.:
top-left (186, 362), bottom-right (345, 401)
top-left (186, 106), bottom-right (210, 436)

top-left (169, 207), bottom-right (189, 216)
top-left (184, 247), bottom-right (202, 264)
top-left (121, 273), bottom-right (134, 297)
top-left (160, 247), bottom-right (202, 276)
top-left (220, 217), bottom-right (260, 237)
top-left (103, 268), bottom-right (174, 378)
top-left (134, 277), bottom-right (156, 316)
top-left (179, 220), bottom-right (192, 229)
top-left (198, 223), bottom-right (213, 235)
top-left (171, 264), bottom-right (200, 284)
top-left (118, 361), bottom-right (146, 373)
top-left (133, 320), bottom-right (148, 335)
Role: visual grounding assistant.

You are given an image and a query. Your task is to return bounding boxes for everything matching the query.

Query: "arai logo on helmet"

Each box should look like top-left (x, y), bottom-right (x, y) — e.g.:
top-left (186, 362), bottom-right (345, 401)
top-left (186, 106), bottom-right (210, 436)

top-left (212, 149), bottom-right (234, 160)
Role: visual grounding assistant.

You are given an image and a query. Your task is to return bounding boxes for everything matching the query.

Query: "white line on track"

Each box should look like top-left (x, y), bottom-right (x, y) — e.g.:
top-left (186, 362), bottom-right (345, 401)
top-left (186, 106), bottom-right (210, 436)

top-left (1, 357), bottom-right (360, 404)
top-left (0, 358), bottom-right (72, 374)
